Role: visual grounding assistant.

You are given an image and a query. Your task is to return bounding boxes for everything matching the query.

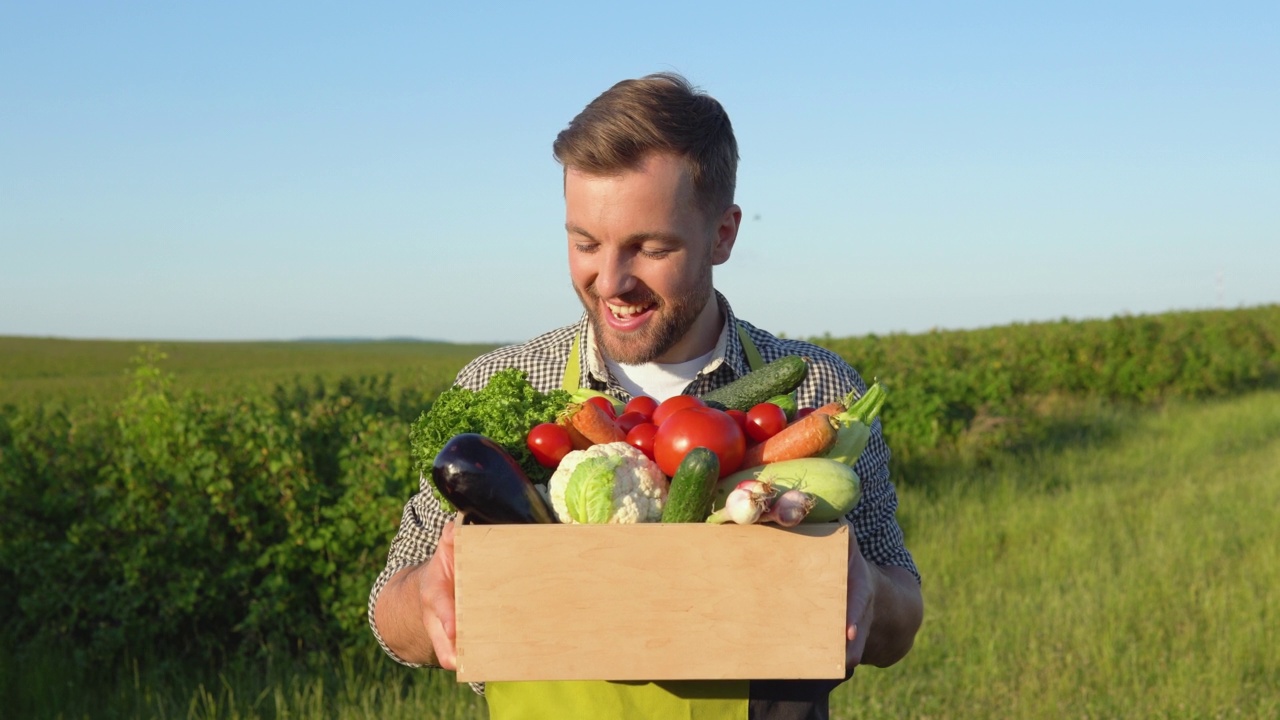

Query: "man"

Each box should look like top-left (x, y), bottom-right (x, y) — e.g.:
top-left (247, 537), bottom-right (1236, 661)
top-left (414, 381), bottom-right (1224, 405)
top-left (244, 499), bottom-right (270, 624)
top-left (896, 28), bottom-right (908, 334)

top-left (370, 73), bottom-right (923, 720)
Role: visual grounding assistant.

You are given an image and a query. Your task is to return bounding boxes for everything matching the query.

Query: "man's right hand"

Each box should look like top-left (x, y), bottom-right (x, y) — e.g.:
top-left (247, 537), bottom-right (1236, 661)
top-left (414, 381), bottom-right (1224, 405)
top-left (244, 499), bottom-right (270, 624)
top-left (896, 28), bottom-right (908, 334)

top-left (419, 521), bottom-right (458, 669)
top-left (373, 520), bottom-right (459, 669)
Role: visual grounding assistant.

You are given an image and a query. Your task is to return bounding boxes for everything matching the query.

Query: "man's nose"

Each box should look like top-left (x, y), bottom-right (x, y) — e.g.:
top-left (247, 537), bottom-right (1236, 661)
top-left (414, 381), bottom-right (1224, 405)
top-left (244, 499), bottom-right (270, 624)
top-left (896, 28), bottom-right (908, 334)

top-left (593, 250), bottom-right (636, 299)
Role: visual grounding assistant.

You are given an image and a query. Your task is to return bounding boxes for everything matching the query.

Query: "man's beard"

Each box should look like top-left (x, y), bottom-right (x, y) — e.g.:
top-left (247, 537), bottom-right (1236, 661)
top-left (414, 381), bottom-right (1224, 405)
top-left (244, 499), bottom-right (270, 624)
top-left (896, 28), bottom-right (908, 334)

top-left (577, 264), bottom-right (714, 365)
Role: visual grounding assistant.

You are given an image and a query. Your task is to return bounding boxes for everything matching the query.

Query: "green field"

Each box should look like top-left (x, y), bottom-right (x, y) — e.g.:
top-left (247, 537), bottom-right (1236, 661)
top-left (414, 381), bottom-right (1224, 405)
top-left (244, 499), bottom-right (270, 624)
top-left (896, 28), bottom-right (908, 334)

top-left (0, 336), bottom-right (495, 406)
top-left (5, 390), bottom-right (1276, 718)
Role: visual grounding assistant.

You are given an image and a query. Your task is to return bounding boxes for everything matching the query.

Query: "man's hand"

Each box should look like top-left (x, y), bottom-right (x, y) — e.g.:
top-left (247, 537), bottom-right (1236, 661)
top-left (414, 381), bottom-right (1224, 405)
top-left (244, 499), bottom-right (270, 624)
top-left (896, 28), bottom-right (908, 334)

top-left (420, 521), bottom-right (458, 670)
top-left (373, 519), bottom-right (460, 669)
top-left (843, 520), bottom-right (924, 669)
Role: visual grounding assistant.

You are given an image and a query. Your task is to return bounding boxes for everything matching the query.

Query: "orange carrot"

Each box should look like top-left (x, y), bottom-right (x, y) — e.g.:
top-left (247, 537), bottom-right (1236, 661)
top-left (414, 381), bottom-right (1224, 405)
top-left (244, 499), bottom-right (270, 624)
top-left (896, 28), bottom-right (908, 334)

top-left (740, 412), bottom-right (838, 467)
top-left (812, 401), bottom-right (845, 417)
top-left (565, 401), bottom-right (626, 446)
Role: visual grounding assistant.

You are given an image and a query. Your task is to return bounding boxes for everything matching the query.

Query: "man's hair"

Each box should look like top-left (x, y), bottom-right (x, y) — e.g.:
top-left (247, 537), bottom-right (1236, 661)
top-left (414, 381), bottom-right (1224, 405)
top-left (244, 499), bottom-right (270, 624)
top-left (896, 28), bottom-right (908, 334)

top-left (553, 72), bottom-right (739, 216)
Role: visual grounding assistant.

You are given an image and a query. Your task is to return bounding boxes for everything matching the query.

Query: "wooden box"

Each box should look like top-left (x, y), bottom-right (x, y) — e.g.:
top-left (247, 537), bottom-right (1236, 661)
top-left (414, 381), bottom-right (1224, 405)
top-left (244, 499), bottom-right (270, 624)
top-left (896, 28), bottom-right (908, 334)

top-left (454, 522), bottom-right (849, 682)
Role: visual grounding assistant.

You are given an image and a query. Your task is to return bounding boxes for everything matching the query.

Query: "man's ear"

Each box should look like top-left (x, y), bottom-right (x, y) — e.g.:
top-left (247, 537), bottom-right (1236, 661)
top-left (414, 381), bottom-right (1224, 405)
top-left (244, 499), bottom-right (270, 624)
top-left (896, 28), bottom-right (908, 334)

top-left (710, 204), bottom-right (741, 265)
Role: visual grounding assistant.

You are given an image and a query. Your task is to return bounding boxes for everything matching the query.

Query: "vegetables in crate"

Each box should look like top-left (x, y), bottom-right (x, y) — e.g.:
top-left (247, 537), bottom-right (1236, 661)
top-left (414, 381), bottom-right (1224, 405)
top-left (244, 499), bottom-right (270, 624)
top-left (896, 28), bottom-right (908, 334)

top-left (432, 433), bottom-right (558, 524)
top-left (410, 369), bottom-right (570, 511)
top-left (661, 447), bottom-right (721, 523)
top-left (547, 442), bottom-right (668, 524)
top-left (713, 457), bottom-right (861, 523)
top-left (700, 355), bottom-right (808, 411)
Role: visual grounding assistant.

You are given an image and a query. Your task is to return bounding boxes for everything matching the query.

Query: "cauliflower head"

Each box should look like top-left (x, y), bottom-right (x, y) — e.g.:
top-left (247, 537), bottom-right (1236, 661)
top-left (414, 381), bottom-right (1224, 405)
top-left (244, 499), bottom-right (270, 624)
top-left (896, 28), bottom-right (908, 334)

top-left (547, 442), bottom-right (668, 523)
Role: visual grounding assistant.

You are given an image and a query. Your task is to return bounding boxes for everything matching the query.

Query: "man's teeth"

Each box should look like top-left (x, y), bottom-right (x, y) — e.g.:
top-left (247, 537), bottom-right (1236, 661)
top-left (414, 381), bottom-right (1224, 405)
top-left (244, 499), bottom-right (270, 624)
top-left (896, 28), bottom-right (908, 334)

top-left (609, 303), bottom-right (649, 318)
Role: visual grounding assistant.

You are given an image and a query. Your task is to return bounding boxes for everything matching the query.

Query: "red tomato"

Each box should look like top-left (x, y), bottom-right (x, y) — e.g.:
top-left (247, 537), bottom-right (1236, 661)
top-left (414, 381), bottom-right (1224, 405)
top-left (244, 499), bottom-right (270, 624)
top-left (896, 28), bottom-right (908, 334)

top-left (526, 423), bottom-right (573, 468)
top-left (725, 409), bottom-right (749, 435)
top-left (625, 422), bottom-right (659, 460)
top-left (615, 411), bottom-right (649, 435)
top-left (623, 395), bottom-right (659, 420)
top-left (651, 395), bottom-right (705, 428)
top-left (652, 407), bottom-right (745, 478)
top-left (745, 402), bottom-right (788, 443)
top-left (794, 407), bottom-right (815, 421)
top-left (584, 395), bottom-right (617, 419)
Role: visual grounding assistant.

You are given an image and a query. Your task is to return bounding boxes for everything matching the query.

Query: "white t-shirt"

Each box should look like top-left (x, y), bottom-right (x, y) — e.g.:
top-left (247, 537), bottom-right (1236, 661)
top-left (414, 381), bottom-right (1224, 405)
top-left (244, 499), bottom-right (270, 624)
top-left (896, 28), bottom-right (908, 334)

top-left (604, 348), bottom-right (716, 402)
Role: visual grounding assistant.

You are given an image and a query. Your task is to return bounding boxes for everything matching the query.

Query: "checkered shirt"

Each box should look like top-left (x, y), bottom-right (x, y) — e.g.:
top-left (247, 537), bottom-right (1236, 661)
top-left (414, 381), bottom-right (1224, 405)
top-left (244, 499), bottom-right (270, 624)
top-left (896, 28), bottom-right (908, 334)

top-left (368, 292), bottom-right (920, 682)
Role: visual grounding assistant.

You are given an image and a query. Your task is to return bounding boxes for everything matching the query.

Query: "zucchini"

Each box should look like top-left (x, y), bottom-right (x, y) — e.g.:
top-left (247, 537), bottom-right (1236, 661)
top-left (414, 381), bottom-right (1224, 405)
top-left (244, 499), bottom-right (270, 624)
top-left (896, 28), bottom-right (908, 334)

top-left (712, 458), bottom-right (860, 523)
top-left (661, 447), bottom-right (720, 523)
top-left (701, 356), bottom-right (808, 412)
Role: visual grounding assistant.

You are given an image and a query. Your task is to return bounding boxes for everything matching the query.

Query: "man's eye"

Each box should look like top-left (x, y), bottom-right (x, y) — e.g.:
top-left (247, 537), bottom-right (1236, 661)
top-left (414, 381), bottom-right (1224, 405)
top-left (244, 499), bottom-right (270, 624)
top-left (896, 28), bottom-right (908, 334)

top-left (573, 243), bottom-right (598, 254)
top-left (640, 248), bottom-right (670, 259)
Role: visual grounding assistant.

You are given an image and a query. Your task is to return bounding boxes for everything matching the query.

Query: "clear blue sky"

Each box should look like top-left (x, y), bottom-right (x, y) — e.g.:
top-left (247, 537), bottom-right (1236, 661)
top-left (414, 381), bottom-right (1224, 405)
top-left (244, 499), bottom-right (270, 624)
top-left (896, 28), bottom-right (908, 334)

top-left (2, 2), bottom-right (1276, 343)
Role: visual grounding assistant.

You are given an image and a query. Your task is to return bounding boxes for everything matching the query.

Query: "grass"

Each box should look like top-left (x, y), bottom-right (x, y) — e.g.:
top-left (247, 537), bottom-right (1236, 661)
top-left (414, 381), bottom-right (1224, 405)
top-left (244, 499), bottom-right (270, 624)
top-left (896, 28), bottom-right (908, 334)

top-left (4, 390), bottom-right (1276, 718)
top-left (835, 389), bottom-right (1280, 718)
top-left (0, 336), bottom-right (495, 406)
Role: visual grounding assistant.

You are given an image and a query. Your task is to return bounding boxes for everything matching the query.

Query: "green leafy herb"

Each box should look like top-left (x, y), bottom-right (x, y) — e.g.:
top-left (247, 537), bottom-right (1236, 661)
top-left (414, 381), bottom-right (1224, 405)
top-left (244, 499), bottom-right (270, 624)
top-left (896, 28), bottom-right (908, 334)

top-left (409, 369), bottom-right (571, 510)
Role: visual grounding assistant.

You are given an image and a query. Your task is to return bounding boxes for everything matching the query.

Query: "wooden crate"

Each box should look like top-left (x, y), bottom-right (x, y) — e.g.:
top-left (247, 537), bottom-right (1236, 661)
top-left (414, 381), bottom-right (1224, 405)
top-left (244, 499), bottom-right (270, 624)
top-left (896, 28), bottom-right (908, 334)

top-left (454, 522), bottom-right (848, 682)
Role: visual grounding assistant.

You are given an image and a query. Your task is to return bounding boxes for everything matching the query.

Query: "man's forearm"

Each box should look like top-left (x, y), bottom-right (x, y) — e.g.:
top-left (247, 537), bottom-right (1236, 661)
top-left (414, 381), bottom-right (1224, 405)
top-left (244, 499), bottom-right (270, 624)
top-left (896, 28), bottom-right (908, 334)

top-left (862, 564), bottom-right (924, 667)
top-left (374, 564), bottom-right (440, 666)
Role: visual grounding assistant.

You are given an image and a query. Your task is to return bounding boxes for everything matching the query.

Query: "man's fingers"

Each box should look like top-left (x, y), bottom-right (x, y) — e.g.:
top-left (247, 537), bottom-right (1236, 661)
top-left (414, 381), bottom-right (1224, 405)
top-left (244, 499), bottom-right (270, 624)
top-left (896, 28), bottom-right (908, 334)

top-left (421, 520), bottom-right (459, 668)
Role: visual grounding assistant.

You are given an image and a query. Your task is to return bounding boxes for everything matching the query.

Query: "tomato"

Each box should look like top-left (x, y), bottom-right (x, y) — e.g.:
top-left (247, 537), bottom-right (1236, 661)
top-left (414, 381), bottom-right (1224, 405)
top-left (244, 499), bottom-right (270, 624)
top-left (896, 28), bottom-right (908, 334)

top-left (725, 409), bottom-right (749, 435)
top-left (584, 395), bottom-right (617, 419)
top-left (745, 402), bottom-right (788, 443)
top-left (623, 395), bottom-right (659, 420)
top-left (652, 406), bottom-right (745, 478)
top-left (615, 411), bottom-right (648, 435)
top-left (526, 422), bottom-right (573, 468)
top-left (651, 395), bottom-right (705, 428)
top-left (794, 407), bottom-right (815, 421)
top-left (625, 422), bottom-right (659, 460)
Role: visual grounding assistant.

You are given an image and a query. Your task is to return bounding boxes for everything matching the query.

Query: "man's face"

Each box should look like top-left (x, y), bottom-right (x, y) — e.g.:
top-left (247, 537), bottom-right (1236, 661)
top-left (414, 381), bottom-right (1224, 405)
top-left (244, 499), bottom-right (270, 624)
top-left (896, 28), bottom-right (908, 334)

top-left (565, 153), bottom-right (738, 365)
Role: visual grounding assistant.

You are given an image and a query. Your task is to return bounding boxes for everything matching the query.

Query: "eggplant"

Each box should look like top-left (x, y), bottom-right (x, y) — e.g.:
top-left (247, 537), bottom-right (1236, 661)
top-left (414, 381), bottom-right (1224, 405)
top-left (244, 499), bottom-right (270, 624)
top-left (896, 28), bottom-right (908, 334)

top-left (431, 433), bottom-right (558, 524)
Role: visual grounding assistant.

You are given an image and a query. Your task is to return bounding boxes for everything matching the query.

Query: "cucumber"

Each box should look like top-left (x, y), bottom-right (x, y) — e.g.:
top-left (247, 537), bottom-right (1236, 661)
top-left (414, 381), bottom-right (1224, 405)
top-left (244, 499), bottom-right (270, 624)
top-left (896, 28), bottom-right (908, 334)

top-left (712, 458), bottom-right (861, 523)
top-left (661, 447), bottom-right (720, 523)
top-left (701, 356), bottom-right (808, 412)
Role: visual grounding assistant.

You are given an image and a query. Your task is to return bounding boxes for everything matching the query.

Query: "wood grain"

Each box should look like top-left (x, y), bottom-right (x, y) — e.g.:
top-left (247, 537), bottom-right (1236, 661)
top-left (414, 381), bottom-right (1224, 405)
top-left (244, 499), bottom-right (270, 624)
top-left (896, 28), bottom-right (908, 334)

top-left (455, 522), bottom-right (848, 682)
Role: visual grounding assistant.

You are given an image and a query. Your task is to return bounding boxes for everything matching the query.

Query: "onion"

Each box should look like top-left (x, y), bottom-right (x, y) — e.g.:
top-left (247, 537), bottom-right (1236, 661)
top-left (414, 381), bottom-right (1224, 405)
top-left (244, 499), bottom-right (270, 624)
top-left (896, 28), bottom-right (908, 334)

top-left (760, 489), bottom-right (815, 527)
top-left (707, 480), bottom-right (775, 524)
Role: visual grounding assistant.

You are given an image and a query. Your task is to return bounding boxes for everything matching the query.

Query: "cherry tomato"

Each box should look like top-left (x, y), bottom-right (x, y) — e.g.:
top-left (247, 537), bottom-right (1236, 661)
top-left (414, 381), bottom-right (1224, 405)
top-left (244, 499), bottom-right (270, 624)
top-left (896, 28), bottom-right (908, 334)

top-left (745, 402), bottom-right (788, 443)
top-left (652, 406), bottom-right (745, 478)
top-left (615, 411), bottom-right (649, 435)
top-left (623, 395), bottom-right (659, 420)
top-left (794, 407), bottom-right (816, 421)
top-left (526, 422), bottom-right (573, 468)
top-left (725, 409), bottom-right (750, 435)
top-left (625, 422), bottom-right (659, 460)
top-left (584, 395), bottom-right (617, 419)
top-left (651, 395), bottom-right (706, 428)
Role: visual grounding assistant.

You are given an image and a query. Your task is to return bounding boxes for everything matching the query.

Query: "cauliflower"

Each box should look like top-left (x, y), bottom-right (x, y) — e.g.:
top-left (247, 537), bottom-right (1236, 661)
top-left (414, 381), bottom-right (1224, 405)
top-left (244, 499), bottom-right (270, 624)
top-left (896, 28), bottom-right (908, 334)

top-left (547, 442), bottom-right (668, 523)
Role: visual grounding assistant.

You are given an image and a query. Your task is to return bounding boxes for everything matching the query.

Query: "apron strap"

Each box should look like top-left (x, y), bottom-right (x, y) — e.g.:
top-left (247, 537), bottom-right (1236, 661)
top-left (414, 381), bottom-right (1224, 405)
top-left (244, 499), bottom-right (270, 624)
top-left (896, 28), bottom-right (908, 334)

top-left (562, 333), bottom-right (582, 393)
top-left (736, 324), bottom-right (765, 372)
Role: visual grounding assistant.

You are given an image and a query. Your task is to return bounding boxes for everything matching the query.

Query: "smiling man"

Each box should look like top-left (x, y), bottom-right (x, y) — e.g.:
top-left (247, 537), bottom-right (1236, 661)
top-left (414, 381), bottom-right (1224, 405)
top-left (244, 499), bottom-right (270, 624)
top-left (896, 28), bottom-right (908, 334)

top-left (369, 73), bottom-right (923, 720)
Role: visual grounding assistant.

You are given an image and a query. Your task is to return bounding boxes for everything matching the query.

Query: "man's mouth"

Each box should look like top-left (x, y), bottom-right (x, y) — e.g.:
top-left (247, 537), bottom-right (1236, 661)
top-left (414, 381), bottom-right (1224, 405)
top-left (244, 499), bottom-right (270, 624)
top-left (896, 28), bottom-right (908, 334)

top-left (607, 301), bottom-right (654, 319)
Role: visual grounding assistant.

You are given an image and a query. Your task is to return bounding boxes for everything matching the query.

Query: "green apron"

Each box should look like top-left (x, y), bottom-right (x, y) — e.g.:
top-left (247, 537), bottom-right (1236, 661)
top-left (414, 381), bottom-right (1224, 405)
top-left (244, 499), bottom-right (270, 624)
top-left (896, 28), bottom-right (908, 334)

top-left (485, 326), bottom-right (766, 719)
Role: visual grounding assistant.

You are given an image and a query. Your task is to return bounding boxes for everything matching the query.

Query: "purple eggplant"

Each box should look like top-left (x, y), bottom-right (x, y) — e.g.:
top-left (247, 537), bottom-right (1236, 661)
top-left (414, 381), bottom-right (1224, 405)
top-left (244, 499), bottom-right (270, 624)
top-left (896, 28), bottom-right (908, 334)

top-left (431, 433), bottom-right (557, 524)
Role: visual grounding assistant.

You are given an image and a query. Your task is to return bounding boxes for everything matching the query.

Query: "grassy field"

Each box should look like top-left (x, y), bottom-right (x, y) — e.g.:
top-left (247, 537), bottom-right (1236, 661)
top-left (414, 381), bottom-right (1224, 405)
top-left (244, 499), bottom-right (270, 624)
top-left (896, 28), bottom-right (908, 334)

top-left (6, 389), bottom-right (1276, 718)
top-left (0, 336), bottom-right (494, 406)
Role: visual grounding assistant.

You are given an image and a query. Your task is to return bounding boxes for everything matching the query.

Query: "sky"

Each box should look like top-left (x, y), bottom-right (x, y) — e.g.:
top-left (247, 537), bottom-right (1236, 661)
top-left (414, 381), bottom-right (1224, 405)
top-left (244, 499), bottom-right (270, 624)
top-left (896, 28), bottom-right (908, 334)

top-left (2, 2), bottom-right (1277, 343)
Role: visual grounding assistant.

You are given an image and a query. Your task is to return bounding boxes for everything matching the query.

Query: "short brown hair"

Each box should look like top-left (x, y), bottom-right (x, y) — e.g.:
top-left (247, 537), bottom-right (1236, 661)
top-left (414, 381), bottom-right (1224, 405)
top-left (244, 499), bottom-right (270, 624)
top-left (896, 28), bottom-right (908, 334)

top-left (553, 73), bottom-right (738, 216)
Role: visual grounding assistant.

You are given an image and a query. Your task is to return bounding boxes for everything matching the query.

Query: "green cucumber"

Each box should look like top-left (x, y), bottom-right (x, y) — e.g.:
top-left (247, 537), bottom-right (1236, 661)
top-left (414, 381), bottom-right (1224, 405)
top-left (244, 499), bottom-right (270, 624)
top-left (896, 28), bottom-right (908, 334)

top-left (661, 447), bottom-right (720, 523)
top-left (712, 458), bottom-right (861, 523)
top-left (701, 356), bottom-right (808, 412)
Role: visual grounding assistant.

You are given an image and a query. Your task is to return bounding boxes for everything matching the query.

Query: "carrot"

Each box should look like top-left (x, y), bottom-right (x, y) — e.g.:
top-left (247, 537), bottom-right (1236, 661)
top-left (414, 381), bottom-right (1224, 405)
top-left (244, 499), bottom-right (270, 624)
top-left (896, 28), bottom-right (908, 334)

top-left (812, 400), bottom-right (846, 416)
top-left (741, 411), bottom-right (839, 467)
top-left (564, 401), bottom-right (626, 446)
